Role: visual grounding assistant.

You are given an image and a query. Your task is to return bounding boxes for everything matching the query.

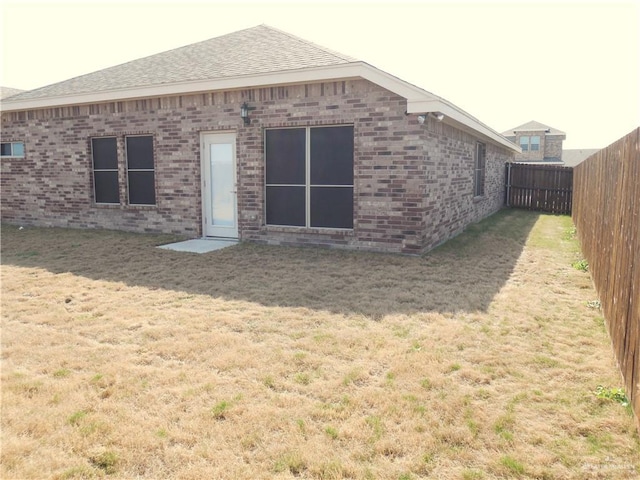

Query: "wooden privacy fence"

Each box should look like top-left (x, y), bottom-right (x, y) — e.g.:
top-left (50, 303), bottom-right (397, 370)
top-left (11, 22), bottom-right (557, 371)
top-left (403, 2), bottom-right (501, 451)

top-left (506, 163), bottom-right (573, 214)
top-left (573, 127), bottom-right (640, 431)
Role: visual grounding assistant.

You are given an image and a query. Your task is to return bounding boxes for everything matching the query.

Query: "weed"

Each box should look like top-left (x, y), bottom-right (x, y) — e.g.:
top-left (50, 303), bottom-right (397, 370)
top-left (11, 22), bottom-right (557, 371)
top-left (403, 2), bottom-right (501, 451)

top-left (53, 368), bottom-right (71, 378)
top-left (398, 473), bottom-right (414, 480)
top-left (67, 410), bottom-right (87, 426)
top-left (274, 451), bottom-right (306, 475)
top-left (463, 469), bottom-right (485, 480)
top-left (325, 425), bottom-right (339, 440)
top-left (420, 378), bottom-right (432, 390)
top-left (533, 355), bottom-right (559, 368)
top-left (60, 466), bottom-right (96, 479)
top-left (587, 300), bottom-right (601, 309)
top-left (263, 375), bottom-right (276, 389)
top-left (343, 368), bottom-right (361, 386)
top-left (448, 363), bottom-right (462, 373)
top-left (494, 414), bottom-right (515, 442)
top-left (296, 419), bottom-right (306, 436)
top-left (365, 415), bottom-right (384, 441)
top-left (572, 259), bottom-right (589, 271)
top-left (294, 372), bottom-right (311, 385)
top-left (594, 385), bottom-right (630, 407)
top-left (500, 455), bottom-right (524, 475)
top-left (16, 250), bottom-right (39, 258)
top-left (156, 429), bottom-right (168, 438)
top-left (211, 400), bottom-right (230, 419)
top-left (385, 371), bottom-right (395, 386)
top-left (89, 450), bottom-right (118, 475)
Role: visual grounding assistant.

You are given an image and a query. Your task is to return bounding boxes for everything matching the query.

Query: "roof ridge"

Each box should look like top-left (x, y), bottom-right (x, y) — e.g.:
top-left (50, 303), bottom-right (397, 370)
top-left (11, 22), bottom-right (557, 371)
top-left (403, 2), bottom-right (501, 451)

top-left (257, 24), bottom-right (358, 63)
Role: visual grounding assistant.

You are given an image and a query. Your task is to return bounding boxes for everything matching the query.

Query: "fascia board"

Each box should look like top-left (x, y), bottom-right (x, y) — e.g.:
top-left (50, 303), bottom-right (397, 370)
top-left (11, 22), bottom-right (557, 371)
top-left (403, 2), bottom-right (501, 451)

top-left (1, 60), bottom-right (518, 152)
top-left (0, 63), bottom-right (368, 112)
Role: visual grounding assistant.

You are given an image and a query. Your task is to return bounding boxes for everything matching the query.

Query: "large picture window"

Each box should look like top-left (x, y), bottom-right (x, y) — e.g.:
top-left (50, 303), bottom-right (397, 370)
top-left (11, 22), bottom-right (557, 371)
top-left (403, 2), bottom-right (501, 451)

top-left (474, 142), bottom-right (486, 197)
top-left (265, 126), bottom-right (354, 229)
top-left (91, 137), bottom-right (119, 204)
top-left (126, 136), bottom-right (156, 205)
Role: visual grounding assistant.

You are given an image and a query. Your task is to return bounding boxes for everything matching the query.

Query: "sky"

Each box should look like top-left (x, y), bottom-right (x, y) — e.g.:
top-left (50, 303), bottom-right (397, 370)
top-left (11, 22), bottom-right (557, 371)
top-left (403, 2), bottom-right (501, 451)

top-left (1, 0), bottom-right (639, 149)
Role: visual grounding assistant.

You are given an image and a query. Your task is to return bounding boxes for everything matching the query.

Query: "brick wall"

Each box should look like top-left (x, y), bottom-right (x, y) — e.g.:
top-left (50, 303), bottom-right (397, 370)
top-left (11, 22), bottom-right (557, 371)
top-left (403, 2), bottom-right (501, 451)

top-left (512, 131), bottom-right (565, 162)
top-left (1, 79), bottom-right (513, 254)
top-left (514, 130), bottom-right (545, 162)
top-left (421, 120), bottom-right (512, 251)
top-left (543, 136), bottom-right (564, 160)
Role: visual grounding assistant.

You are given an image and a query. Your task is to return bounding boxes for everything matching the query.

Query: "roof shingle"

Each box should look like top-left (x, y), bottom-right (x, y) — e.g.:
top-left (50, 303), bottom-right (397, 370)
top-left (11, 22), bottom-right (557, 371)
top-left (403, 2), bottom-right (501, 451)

top-left (502, 120), bottom-right (566, 136)
top-left (8, 25), bottom-right (357, 101)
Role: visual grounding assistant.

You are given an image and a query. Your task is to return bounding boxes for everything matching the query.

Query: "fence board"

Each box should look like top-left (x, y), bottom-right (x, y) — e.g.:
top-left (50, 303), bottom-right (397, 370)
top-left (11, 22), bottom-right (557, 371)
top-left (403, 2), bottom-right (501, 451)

top-left (506, 163), bottom-right (573, 214)
top-left (573, 127), bottom-right (640, 432)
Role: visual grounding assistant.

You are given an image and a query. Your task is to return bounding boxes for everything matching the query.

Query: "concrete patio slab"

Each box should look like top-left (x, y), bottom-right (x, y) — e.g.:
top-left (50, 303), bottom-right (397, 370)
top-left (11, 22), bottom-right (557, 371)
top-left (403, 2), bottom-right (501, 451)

top-left (157, 238), bottom-right (238, 254)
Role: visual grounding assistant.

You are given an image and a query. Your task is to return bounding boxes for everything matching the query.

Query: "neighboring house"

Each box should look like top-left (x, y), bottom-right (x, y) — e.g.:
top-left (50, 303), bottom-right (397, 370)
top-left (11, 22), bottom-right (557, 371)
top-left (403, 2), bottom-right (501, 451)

top-left (502, 121), bottom-right (566, 164)
top-left (0, 87), bottom-right (25, 100)
top-left (562, 148), bottom-right (599, 168)
top-left (1, 25), bottom-right (518, 254)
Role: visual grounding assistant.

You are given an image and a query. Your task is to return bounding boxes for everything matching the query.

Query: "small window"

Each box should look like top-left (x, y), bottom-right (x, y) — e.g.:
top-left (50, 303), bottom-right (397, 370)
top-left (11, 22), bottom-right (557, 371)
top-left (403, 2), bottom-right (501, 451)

top-left (519, 136), bottom-right (529, 151)
top-left (530, 136), bottom-right (540, 151)
top-left (474, 142), bottom-right (486, 197)
top-left (1, 142), bottom-right (25, 157)
top-left (126, 136), bottom-right (156, 205)
top-left (91, 137), bottom-right (119, 204)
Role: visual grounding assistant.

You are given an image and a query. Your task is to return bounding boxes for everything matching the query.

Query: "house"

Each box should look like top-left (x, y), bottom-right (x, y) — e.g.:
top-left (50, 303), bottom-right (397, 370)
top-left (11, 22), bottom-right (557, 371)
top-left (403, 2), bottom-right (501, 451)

top-left (561, 148), bottom-right (600, 167)
top-left (1, 25), bottom-right (518, 254)
top-left (502, 121), bottom-right (566, 164)
top-left (0, 87), bottom-right (25, 100)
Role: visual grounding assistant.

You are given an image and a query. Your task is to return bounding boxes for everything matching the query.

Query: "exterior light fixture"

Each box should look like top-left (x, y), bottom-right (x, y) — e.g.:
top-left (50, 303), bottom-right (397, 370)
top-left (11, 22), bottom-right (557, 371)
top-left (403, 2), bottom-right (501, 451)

top-left (240, 102), bottom-right (256, 125)
top-left (417, 114), bottom-right (427, 125)
top-left (431, 112), bottom-right (444, 121)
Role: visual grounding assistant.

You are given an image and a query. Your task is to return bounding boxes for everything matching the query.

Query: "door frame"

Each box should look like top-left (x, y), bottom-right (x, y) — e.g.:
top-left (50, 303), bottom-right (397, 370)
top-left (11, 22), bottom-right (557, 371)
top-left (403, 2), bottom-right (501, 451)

top-left (200, 131), bottom-right (239, 238)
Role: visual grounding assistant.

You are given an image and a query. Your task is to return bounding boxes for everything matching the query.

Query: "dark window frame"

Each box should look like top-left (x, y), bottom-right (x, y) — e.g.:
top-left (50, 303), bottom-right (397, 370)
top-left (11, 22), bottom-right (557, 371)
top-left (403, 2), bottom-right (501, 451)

top-left (474, 142), bottom-right (486, 198)
top-left (125, 135), bottom-right (156, 206)
top-left (91, 137), bottom-right (120, 205)
top-left (265, 125), bottom-right (354, 229)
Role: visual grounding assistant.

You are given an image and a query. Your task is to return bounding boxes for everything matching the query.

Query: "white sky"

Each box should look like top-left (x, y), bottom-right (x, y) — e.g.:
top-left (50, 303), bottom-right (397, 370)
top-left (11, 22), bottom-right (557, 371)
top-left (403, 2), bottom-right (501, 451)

top-left (2, 0), bottom-right (639, 149)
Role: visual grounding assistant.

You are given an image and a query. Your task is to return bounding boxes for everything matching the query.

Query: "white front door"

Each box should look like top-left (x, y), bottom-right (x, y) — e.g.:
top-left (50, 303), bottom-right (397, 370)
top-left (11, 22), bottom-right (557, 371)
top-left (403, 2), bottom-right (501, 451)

top-left (201, 132), bottom-right (238, 238)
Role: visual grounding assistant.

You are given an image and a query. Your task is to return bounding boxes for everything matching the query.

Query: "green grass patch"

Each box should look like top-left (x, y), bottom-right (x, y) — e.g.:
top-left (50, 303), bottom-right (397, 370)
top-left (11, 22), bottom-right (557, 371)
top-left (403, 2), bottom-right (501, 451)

top-left (500, 455), bottom-right (525, 475)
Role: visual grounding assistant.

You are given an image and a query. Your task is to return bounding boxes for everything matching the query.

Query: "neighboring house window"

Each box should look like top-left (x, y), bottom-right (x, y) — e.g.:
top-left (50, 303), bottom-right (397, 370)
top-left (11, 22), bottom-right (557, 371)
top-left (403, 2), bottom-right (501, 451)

top-left (474, 142), bottom-right (486, 197)
top-left (530, 135), bottom-right (540, 151)
top-left (1, 142), bottom-right (25, 157)
top-left (91, 137), bottom-right (120, 204)
top-left (519, 136), bottom-right (529, 151)
top-left (265, 126), bottom-right (354, 229)
top-left (126, 136), bottom-right (156, 205)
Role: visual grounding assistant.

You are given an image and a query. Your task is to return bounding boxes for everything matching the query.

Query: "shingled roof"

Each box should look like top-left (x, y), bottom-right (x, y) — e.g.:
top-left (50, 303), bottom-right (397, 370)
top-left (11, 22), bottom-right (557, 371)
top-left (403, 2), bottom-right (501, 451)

top-left (8, 25), bottom-right (356, 102)
top-left (0, 87), bottom-right (25, 100)
top-left (1, 25), bottom-right (519, 153)
top-left (502, 121), bottom-right (566, 136)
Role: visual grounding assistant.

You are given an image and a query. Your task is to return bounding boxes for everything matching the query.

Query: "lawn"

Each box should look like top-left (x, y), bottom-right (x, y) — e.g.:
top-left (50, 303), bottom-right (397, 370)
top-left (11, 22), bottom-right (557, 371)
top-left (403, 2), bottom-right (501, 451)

top-left (1, 210), bottom-right (638, 479)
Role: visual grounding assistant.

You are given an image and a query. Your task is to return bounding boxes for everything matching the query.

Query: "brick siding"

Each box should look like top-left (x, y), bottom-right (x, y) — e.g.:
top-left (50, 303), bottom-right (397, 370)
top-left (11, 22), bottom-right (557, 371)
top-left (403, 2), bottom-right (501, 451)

top-left (1, 79), bottom-right (513, 254)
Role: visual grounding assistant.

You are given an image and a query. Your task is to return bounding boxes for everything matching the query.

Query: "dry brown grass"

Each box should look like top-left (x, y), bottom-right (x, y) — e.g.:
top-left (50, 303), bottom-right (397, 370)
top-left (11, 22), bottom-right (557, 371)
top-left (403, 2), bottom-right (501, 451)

top-left (1, 210), bottom-right (638, 479)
